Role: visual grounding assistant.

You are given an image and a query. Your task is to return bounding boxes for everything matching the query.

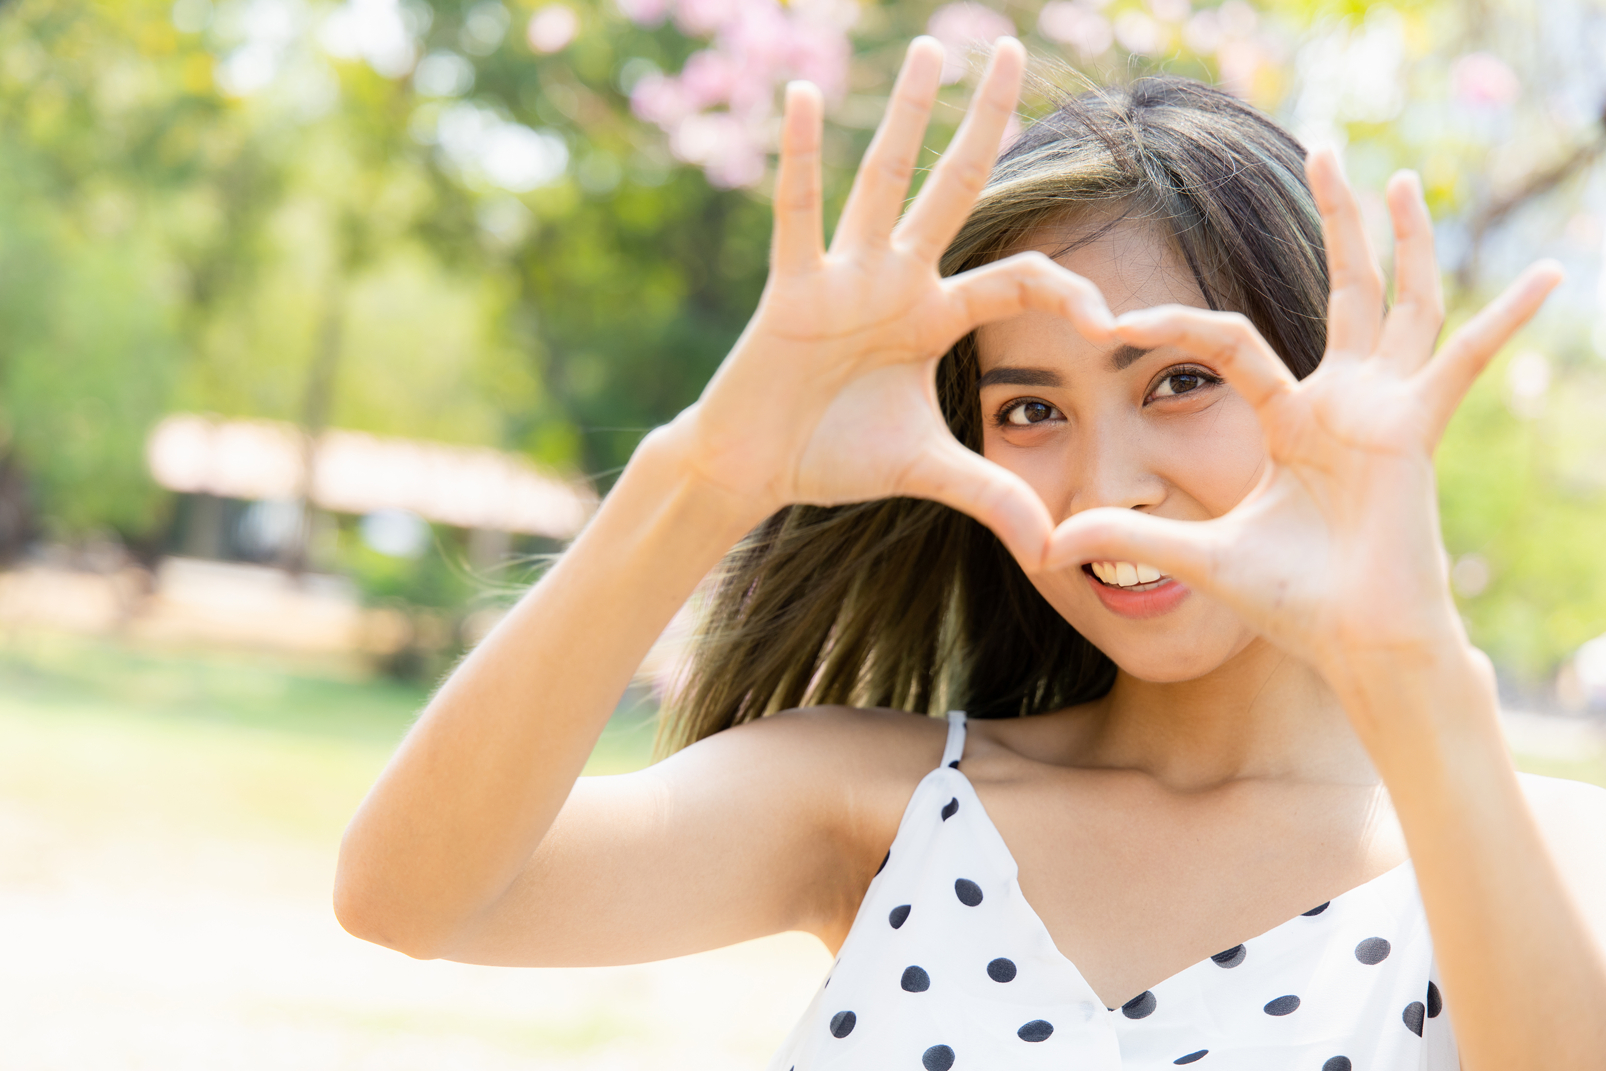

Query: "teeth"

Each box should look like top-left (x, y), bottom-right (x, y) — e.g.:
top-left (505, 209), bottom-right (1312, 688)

top-left (1089, 560), bottom-right (1167, 589)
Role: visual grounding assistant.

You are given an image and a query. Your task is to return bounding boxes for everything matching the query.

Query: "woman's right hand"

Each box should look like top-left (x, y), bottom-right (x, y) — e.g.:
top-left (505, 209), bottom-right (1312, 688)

top-left (665, 36), bottom-right (1116, 567)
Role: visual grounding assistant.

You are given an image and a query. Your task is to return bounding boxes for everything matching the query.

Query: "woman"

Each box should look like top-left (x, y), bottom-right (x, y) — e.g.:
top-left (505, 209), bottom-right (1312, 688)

top-left (333, 37), bottom-right (1606, 1069)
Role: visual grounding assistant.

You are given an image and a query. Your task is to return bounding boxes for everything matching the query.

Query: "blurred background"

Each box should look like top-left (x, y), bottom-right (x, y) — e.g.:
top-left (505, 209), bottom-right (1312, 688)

top-left (2, 0), bottom-right (1605, 1067)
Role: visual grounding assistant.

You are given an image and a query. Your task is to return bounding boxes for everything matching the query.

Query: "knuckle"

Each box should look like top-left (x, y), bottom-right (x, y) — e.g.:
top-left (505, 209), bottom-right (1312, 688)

top-left (947, 157), bottom-right (991, 193)
top-left (1011, 250), bottom-right (1053, 274)
top-left (872, 155), bottom-right (913, 187)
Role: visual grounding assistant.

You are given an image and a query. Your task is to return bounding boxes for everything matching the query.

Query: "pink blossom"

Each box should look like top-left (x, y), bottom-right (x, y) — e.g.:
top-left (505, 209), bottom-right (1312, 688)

top-left (789, 0), bottom-right (860, 33)
top-left (927, 2), bottom-right (1015, 84)
top-left (526, 4), bottom-right (579, 53)
top-left (679, 49), bottom-right (737, 109)
top-left (1217, 0), bottom-right (1257, 37)
top-left (1148, 0), bottom-right (1190, 22)
top-left (788, 25), bottom-right (851, 99)
top-left (615, 0), bottom-right (669, 27)
top-left (1216, 37), bottom-right (1262, 98)
top-left (1182, 9), bottom-right (1221, 54)
top-left (675, 0), bottom-right (742, 36)
top-left (630, 0), bottom-right (860, 188)
top-left (630, 71), bottom-right (692, 125)
top-left (1452, 52), bottom-right (1520, 109)
top-left (670, 111), bottom-right (767, 188)
top-left (1038, 1), bottom-right (1113, 59)
top-left (1113, 10), bottom-right (1161, 55)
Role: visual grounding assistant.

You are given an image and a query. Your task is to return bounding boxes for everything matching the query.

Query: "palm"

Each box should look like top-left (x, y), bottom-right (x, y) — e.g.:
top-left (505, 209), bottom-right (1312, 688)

top-left (1049, 151), bottom-right (1561, 674)
top-left (681, 38), bottom-right (1112, 564)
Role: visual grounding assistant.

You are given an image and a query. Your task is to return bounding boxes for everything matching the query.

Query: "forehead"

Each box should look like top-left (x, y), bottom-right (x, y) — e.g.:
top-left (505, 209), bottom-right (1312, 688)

top-left (975, 216), bottom-right (1209, 372)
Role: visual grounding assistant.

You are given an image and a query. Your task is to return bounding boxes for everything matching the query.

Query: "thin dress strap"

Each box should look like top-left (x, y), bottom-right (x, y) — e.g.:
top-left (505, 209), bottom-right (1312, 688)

top-left (939, 710), bottom-right (967, 769)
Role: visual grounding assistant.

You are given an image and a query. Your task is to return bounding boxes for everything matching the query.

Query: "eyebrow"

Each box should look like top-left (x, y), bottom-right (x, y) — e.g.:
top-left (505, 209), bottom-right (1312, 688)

top-left (976, 345), bottom-right (1153, 390)
top-left (1109, 344), bottom-right (1151, 371)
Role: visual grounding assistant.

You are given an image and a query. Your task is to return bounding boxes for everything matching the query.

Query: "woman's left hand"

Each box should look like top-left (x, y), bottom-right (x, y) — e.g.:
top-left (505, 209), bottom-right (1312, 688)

top-left (1044, 149), bottom-right (1561, 714)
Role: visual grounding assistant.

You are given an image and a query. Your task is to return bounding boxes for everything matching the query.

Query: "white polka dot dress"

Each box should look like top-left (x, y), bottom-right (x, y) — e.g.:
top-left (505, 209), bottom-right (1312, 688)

top-left (767, 712), bottom-right (1459, 1071)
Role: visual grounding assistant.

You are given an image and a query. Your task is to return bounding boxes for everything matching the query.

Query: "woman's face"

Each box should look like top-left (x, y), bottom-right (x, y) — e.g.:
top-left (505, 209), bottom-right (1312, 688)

top-left (975, 221), bottom-right (1270, 683)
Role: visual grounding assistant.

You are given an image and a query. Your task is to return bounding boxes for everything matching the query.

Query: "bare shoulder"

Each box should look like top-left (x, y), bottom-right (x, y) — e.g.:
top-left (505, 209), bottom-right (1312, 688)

top-left (657, 702), bottom-right (947, 813)
top-left (709, 704), bottom-right (947, 844)
top-left (736, 703), bottom-right (948, 765)
top-left (1516, 772), bottom-right (1606, 938)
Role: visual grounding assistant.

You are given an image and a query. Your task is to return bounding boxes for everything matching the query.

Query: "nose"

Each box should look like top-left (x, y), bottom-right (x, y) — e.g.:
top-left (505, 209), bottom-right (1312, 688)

top-left (1057, 419), bottom-right (1165, 521)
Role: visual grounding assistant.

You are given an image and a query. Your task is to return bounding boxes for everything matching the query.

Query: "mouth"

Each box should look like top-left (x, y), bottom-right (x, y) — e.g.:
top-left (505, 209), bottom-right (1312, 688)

top-left (1085, 560), bottom-right (1170, 591)
top-left (1082, 561), bottom-right (1190, 619)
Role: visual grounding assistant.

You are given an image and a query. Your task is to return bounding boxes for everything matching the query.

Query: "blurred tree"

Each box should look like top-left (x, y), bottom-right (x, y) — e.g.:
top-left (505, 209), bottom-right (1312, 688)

top-left (1, 0), bottom-right (1604, 683)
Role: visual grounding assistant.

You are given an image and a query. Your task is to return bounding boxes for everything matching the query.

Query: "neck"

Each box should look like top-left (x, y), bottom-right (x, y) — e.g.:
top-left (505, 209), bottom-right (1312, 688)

top-left (1078, 638), bottom-right (1380, 791)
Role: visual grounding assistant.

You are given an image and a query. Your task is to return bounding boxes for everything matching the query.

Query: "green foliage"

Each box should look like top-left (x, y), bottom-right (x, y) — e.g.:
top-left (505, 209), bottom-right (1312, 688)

top-left (0, 0), bottom-right (1603, 680)
top-left (1439, 337), bottom-right (1606, 680)
top-left (0, 152), bottom-right (183, 539)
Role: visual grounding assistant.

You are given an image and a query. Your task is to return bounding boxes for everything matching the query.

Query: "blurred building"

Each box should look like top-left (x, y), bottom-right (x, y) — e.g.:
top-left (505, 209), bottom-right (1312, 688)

top-left (146, 414), bottom-right (596, 565)
top-left (0, 416), bottom-right (596, 661)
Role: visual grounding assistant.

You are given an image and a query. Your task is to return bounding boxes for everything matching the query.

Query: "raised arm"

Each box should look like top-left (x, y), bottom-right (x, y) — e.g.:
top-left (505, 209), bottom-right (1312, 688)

top-left (332, 37), bottom-right (1116, 966)
top-left (1046, 153), bottom-right (1606, 1071)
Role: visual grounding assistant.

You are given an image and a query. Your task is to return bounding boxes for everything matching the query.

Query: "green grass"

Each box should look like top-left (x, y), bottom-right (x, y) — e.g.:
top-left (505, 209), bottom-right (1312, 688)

top-left (0, 632), bottom-right (658, 848)
top-left (0, 631), bottom-right (1598, 850)
top-left (0, 630), bottom-right (660, 768)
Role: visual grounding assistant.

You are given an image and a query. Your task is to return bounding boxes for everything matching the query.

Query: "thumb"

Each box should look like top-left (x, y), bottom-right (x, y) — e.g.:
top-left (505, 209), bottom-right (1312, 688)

top-left (1045, 506), bottom-right (1221, 592)
top-left (901, 437), bottom-right (1053, 569)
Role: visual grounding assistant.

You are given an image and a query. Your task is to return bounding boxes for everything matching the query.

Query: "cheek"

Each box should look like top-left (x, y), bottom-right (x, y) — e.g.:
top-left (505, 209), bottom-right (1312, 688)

top-left (1150, 397), bottom-right (1266, 515)
top-left (980, 427), bottom-right (1067, 492)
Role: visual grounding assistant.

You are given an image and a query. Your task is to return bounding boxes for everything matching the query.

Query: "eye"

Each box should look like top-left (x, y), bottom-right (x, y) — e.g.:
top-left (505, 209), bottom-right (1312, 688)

top-left (998, 399), bottom-right (1064, 427)
top-left (1148, 366), bottom-right (1221, 401)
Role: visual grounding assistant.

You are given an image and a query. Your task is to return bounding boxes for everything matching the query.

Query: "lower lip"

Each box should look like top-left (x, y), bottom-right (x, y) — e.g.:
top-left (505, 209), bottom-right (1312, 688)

top-left (1084, 568), bottom-right (1192, 619)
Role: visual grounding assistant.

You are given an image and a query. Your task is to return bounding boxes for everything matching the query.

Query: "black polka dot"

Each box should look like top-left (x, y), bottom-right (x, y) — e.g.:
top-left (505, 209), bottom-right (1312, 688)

top-left (1301, 901), bottom-right (1330, 916)
top-left (889, 904), bottom-right (911, 929)
top-left (941, 797), bottom-right (959, 821)
top-left (954, 878), bottom-right (983, 906)
top-left (901, 965), bottom-right (931, 992)
top-left (922, 1043), bottom-right (955, 1070)
top-left (830, 1010), bottom-right (856, 1038)
top-left (1121, 990), bottom-right (1157, 1019)
top-left (1017, 1020), bottom-right (1054, 1042)
top-left (1322, 1058), bottom-right (1352, 1071)
top-left (948, 759), bottom-right (960, 769)
top-left (1426, 980), bottom-right (1442, 1017)
top-left (875, 851), bottom-right (889, 876)
top-left (1263, 994), bottom-right (1300, 1016)
top-left (1354, 936), bottom-right (1391, 964)
top-left (1403, 1000), bottom-right (1425, 1036)
top-left (986, 957), bottom-right (1017, 983)
top-left (1173, 1051), bottom-right (1208, 1065)
top-left (1210, 944), bottom-right (1245, 968)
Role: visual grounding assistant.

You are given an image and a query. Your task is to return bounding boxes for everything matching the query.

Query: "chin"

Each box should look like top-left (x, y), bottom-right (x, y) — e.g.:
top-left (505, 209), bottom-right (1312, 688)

top-left (1042, 586), bottom-right (1252, 685)
top-left (1097, 640), bottom-right (1243, 684)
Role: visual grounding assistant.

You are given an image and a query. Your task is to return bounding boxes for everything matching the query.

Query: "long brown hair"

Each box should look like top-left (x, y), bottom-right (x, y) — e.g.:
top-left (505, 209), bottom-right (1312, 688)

top-left (656, 75), bottom-right (1331, 755)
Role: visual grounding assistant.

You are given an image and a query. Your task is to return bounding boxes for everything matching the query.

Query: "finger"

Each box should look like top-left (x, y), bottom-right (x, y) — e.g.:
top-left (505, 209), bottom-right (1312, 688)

top-left (831, 37), bottom-right (944, 252)
top-left (902, 435), bottom-right (1053, 569)
top-left (1112, 305), bottom-right (1297, 413)
top-left (895, 37), bottom-right (1025, 261)
top-left (1417, 260), bottom-right (1564, 444)
top-left (941, 251), bottom-right (1116, 346)
top-left (1307, 147), bottom-right (1385, 360)
top-left (771, 81), bottom-right (825, 275)
top-left (1376, 170), bottom-right (1445, 370)
top-left (1043, 505), bottom-right (1222, 591)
